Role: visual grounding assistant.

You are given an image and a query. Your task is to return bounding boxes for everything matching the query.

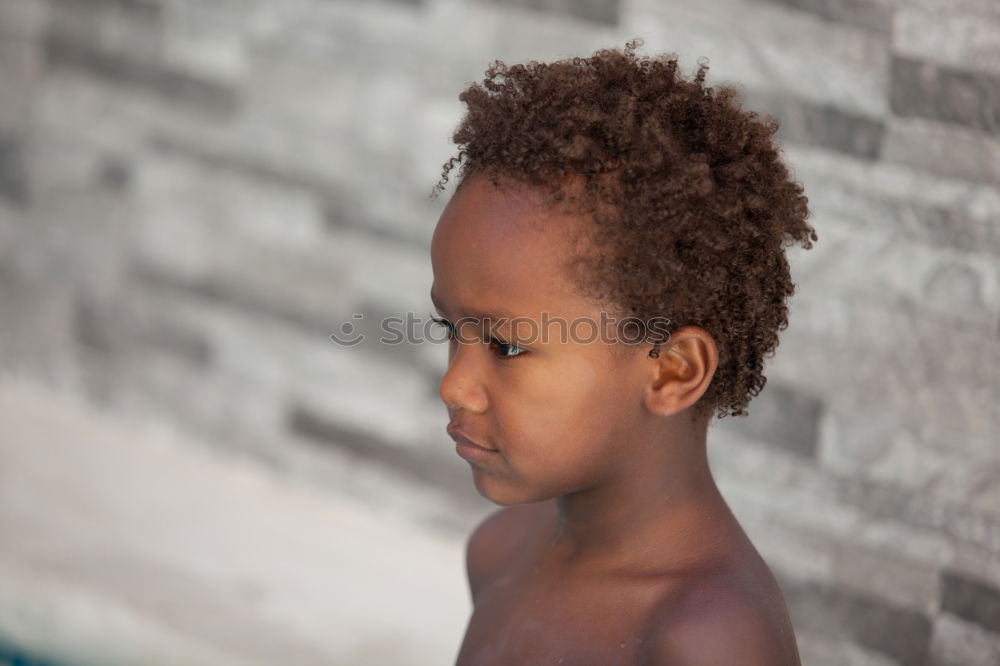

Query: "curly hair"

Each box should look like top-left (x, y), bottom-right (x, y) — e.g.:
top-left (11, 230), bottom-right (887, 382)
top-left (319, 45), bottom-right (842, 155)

top-left (432, 40), bottom-right (817, 421)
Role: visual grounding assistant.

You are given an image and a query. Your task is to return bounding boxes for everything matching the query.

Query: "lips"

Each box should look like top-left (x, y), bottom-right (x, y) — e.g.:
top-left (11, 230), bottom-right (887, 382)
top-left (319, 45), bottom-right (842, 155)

top-left (447, 423), bottom-right (498, 452)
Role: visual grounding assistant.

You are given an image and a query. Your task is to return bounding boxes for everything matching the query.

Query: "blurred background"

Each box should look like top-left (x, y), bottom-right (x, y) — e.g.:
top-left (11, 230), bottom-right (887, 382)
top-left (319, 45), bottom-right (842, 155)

top-left (0, 0), bottom-right (998, 664)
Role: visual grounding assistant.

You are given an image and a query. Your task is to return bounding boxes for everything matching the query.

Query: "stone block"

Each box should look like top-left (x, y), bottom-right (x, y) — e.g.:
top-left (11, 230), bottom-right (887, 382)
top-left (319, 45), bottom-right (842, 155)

top-left (50, 0), bottom-right (160, 15)
top-left (795, 627), bottom-right (899, 666)
top-left (800, 329), bottom-right (999, 495)
top-left (627, 0), bottom-right (889, 116)
top-left (717, 380), bottom-right (823, 457)
top-left (0, 19), bottom-right (47, 129)
top-left (323, 193), bottom-right (430, 250)
top-left (482, 0), bottom-right (619, 25)
top-left (149, 125), bottom-right (441, 253)
top-left (128, 277), bottom-right (446, 460)
top-left (0, 134), bottom-right (28, 206)
top-left (882, 117), bottom-right (1000, 186)
top-left (73, 296), bottom-right (291, 444)
top-left (778, 289), bottom-right (1000, 449)
top-left (160, 3), bottom-right (250, 85)
top-left (0, 0), bottom-right (49, 39)
top-left (821, 410), bottom-right (1000, 517)
top-left (783, 144), bottom-right (1000, 256)
top-left (928, 613), bottom-right (1000, 666)
top-left (795, 630), bottom-right (897, 666)
top-left (135, 151), bottom-right (329, 254)
top-left (44, 0), bottom-right (240, 116)
top-left (146, 104), bottom-right (441, 244)
top-left (883, 0), bottom-right (1000, 18)
top-left (836, 476), bottom-right (1000, 555)
top-left (286, 404), bottom-right (476, 501)
top-left (740, 510), bottom-right (939, 612)
top-left (283, 335), bottom-right (447, 454)
top-left (97, 156), bottom-right (132, 192)
top-left (130, 155), bottom-right (408, 337)
top-left (346, 297), bottom-right (445, 402)
top-left (131, 152), bottom-right (434, 325)
top-left (710, 425), bottom-right (972, 566)
top-left (29, 68), bottom-right (232, 174)
top-left (940, 570), bottom-right (1000, 634)
top-left (0, 272), bottom-right (77, 384)
top-left (743, 90), bottom-right (885, 158)
top-left (907, 205), bottom-right (1000, 257)
top-left (832, 543), bottom-right (939, 613)
top-left (779, 574), bottom-right (932, 664)
top-left (788, 217), bottom-right (1000, 333)
top-left (131, 256), bottom-right (346, 343)
top-left (708, 429), bottom-right (870, 545)
top-left (754, 0), bottom-right (891, 33)
top-left (739, 518), bottom-right (838, 583)
top-left (45, 36), bottom-right (240, 116)
top-left (949, 552), bottom-right (1000, 603)
top-left (73, 292), bottom-right (212, 366)
top-left (890, 56), bottom-right (1000, 135)
top-left (894, 8), bottom-right (1000, 75)
top-left (46, 0), bottom-right (162, 67)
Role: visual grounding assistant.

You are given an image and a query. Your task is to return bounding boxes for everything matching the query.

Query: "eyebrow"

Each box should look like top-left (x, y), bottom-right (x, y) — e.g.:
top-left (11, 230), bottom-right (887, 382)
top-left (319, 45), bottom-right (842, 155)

top-left (430, 289), bottom-right (516, 322)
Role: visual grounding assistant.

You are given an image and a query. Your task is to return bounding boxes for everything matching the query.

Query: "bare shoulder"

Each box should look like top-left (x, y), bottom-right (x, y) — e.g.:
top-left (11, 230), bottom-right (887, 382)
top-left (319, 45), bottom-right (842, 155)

top-left (638, 566), bottom-right (801, 666)
top-left (465, 499), bottom-right (555, 602)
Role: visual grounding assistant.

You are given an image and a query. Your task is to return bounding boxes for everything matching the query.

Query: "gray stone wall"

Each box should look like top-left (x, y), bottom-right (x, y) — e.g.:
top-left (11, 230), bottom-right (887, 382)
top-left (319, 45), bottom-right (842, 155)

top-left (0, 0), bottom-right (998, 663)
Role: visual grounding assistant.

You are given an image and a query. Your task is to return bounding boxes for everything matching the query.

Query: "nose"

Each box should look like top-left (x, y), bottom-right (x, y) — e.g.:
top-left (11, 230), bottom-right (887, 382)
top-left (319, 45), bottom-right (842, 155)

top-left (439, 342), bottom-right (489, 415)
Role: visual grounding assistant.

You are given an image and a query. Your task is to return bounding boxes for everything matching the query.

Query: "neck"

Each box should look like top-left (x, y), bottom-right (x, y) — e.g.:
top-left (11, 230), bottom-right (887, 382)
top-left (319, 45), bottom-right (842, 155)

top-left (547, 412), bottom-right (736, 574)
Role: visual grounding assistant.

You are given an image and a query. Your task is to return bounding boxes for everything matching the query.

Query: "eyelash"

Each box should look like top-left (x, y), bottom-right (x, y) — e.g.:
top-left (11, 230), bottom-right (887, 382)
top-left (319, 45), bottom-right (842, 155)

top-left (431, 316), bottom-right (528, 360)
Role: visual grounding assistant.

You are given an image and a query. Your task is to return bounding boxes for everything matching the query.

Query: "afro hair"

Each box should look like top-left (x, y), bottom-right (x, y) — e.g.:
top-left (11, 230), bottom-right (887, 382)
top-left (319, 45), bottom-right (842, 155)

top-left (433, 40), bottom-right (818, 421)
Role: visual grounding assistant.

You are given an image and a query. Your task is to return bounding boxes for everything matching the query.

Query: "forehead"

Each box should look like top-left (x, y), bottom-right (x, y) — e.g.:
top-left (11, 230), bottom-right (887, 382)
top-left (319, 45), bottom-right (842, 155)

top-left (430, 176), bottom-right (588, 319)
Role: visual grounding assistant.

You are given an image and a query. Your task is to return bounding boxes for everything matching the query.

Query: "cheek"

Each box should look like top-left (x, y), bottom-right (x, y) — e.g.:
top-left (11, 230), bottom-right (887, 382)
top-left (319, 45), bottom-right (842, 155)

top-left (498, 354), bottom-right (623, 457)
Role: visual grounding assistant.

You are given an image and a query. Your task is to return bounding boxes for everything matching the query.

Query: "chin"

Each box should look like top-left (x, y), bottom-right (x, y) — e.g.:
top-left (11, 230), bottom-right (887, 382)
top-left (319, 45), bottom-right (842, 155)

top-left (471, 471), bottom-right (551, 506)
top-left (473, 477), bottom-right (519, 506)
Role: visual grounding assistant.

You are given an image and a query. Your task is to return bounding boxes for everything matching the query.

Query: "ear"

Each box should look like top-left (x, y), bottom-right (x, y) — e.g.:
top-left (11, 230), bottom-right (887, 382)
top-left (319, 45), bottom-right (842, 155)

top-left (643, 326), bottom-right (718, 418)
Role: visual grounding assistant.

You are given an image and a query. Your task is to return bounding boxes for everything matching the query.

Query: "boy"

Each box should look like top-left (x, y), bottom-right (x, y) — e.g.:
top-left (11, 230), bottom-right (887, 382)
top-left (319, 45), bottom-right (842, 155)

top-left (429, 41), bottom-right (817, 665)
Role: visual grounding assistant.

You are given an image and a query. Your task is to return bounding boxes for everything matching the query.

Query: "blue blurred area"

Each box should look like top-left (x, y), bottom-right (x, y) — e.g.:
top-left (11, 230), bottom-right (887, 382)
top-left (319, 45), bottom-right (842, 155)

top-left (0, 640), bottom-right (71, 666)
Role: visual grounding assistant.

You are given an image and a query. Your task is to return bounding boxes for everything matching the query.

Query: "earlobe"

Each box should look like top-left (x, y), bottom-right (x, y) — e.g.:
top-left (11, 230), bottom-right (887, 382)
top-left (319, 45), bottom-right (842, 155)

top-left (643, 328), bottom-right (718, 417)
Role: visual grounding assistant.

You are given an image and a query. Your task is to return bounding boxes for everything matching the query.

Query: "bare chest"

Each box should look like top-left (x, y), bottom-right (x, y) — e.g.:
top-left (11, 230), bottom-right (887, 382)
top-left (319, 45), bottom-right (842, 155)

top-left (455, 569), bottom-right (663, 666)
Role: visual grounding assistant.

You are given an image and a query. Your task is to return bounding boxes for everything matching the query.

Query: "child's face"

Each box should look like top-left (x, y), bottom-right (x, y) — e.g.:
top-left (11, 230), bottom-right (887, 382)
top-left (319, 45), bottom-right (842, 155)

top-left (430, 174), bottom-right (653, 505)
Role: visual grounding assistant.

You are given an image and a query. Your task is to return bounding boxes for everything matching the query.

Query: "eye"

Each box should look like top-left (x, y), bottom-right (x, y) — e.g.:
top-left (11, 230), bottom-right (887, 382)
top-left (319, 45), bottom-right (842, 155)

top-left (489, 336), bottom-right (528, 360)
top-left (432, 315), bottom-right (527, 360)
top-left (430, 316), bottom-right (456, 340)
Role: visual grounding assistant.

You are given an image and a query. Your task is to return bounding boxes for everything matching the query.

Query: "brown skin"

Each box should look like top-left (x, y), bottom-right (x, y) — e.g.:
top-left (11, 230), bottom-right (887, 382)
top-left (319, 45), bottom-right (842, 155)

top-left (431, 174), bottom-right (801, 665)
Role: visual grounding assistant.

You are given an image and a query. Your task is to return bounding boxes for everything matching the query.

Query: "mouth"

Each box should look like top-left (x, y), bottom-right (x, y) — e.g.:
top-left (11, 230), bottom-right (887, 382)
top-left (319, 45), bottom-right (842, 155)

top-left (448, 423), bottom-right (497, 453)
top-left (448, 423), bottom-right (500, 463)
